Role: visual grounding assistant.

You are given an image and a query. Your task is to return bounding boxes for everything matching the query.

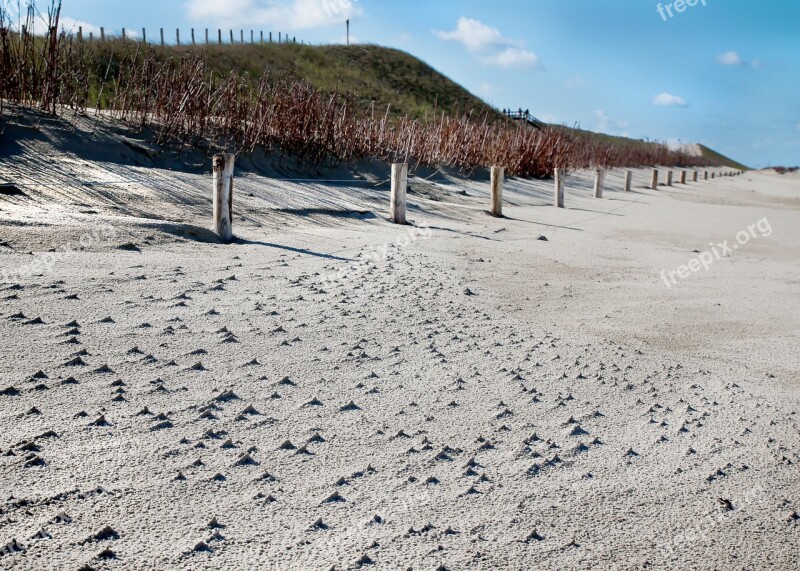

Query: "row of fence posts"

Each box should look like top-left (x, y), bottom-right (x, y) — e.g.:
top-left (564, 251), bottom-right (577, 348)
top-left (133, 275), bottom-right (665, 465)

top-left (560, 166), bottom-right (741, 209)
top-left (210, 153), bottom-right (743, 241)
top-left (73, 26), bottom-right (298, 46)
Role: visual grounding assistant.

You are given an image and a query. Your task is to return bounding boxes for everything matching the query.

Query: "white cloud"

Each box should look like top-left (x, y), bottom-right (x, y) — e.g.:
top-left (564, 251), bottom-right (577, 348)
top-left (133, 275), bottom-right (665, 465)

top-left (184, 0), bottom-right (362, 30)
top-left (716, 51), bottom-right (764, 69)
top-left (479, 47), bottom-right (539, 69)
top-left (716, 51), bottom-right (743, 66)
top-left (652, 92), bottom-right (688, 107)
top-left (433, 17), bottom-right (513, 53)
top-left (434, 17), bottom-right (540, 71)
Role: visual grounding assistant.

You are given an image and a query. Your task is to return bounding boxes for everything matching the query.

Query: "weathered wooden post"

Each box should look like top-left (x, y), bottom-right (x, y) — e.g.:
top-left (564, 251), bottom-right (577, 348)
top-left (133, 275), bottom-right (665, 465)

top-left (260, 31), bottom-right (264, 44)
top-left (624, 169), bottom-right (632, 192)
top-left (160, 28), bottom-right (164, 46)
top-left (176, 29), bottom-right (180, 45)
top-left (693, 171), bottom-right (698, 182)
top-left (269, 32), bottom-right (273, 43)
top-left (390, 163), bottom-right (408, 224)
top-left (279, 32), bottom-right (282, 43)
top-left (191, 28), bottom-right (196, 45)
top-left (704, 171), bottom-right (708, 180)
top-left (666, 171), bottom-right (673, 186)
top-left (554, 168), bottom-right (565, 208)
top-left (490, 166), bottom-right (504, 217)
top-left (218, 29), bottom-right (222, 44)
top-left (205, 28), bottom-right (209, 44)
top-left (711, 172), bottom-right (716, 179)
top-left (230, 29), bottom-right (234, 43)
top-left (78, 26), bottom-right (83, 42)
top-left (250, 30), bottom-right (254, 44)
top-left (213, 154), bottom-right (235, 242)
top-left (593, 168), bottom-right (605, 198)
top-left (100, 27), bottom-right (105, 41)
top-left (240, 30), bottom-right (244, 44)
top-left (651, 169), bottom-right (659, 190)
top-left (122, 28), bottom-right (126, 40)
top-left (89, 31), bottom-right (93, 42)
top-left (142, 28), bottom-right (147, 44)
top-left (680, 170), bottom-right (687, 184)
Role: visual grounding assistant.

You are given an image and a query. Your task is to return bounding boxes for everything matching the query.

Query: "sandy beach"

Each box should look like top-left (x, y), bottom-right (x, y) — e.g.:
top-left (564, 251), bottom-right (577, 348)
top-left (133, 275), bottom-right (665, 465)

top-left (0, 115), bottom-right (799, 570)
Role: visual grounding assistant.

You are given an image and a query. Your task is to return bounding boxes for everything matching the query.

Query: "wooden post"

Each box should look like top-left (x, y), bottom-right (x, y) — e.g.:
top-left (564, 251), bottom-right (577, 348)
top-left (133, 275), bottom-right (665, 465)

top-left (704, 171), bottom-right (708, 180)
top-left (176, 29), bottom-right (180, 45)
top-left (390, 163), bottom-right (408, 224)
top-left (624, 169), bottom-right (632, 192)
top-left (279, 32), bottom-right (282, 43)
top-left (711, 173), bottom-right (716, 179)
top-left (160, 28), bottom-right (164, 46)
top-left (205, 28), bottom-right (209, 44)
top-left (680, 170), bottom-right (687, 185)
top-left (122, 28), bottom-right (126, 40)
top-left (250, 30), bottom-right (254, 44)
top-left (89, 31), bottom-right (93, 42)
top-left (218, 29), bottom-right (222, 44)
top-left (100, 27), bottom-right (105, 41)
top-left (191, 28), bottom-right (195, 45)
top-left (490, 166), bottom-right (504, 217)
top-left (269, 32), bottom-right (273, 43)
top-left (666, 171), bottom-right (673, 186)
top-left (240, 30), bottom-right (244, 44)
top-left (230, 30), bottom-right (234, 44)
top-left (554, 168), bottom-right (565, 208)
top-left (692, 171), bottom-right (698, 182)
top-left (260, 31), bottom-right (263, 44)
top-left (593, 168), bottom-right (605, 198)
top-left (213, 154), bottom-right (235, 242)
top-left (142, 28), bottom-right (147, 44)
top-left (651, 169), bottom-right (658, 190)
top-left (78, 26), bottom-right (82, 42)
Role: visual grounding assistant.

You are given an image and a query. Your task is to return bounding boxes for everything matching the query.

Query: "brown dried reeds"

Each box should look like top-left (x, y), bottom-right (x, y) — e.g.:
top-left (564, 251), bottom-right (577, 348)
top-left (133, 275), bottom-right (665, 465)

top-left (0, 1), bottom-right (717, 177)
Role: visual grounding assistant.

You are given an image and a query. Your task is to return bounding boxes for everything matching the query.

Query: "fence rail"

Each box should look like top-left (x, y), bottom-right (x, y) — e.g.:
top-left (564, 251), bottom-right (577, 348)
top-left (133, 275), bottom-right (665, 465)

top-left (11, 23), bottom-right (303, 47)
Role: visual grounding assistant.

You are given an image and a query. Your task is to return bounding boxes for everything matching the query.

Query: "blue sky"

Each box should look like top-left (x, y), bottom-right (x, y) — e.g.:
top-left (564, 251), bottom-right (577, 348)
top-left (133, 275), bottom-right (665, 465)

top-left (29, 0), bottom-right (800, 167)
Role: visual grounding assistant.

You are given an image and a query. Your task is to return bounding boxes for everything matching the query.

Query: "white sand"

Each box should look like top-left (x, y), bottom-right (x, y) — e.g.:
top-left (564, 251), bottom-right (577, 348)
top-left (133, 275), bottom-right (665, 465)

top-left (1, 117), bottom-right (799, 570)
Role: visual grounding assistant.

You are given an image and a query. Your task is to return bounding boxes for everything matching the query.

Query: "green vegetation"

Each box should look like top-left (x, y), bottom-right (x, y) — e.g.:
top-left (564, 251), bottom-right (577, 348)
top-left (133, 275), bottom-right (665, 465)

top-left (185, 43), bottom-right (498, 120)
top-left (697, 144), bottom-right (749, 171)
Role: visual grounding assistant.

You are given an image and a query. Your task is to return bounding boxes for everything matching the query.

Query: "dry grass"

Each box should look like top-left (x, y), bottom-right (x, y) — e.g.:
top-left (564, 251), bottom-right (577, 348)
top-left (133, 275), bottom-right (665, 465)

top-left (1, 1), bottom-right (718, 178)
